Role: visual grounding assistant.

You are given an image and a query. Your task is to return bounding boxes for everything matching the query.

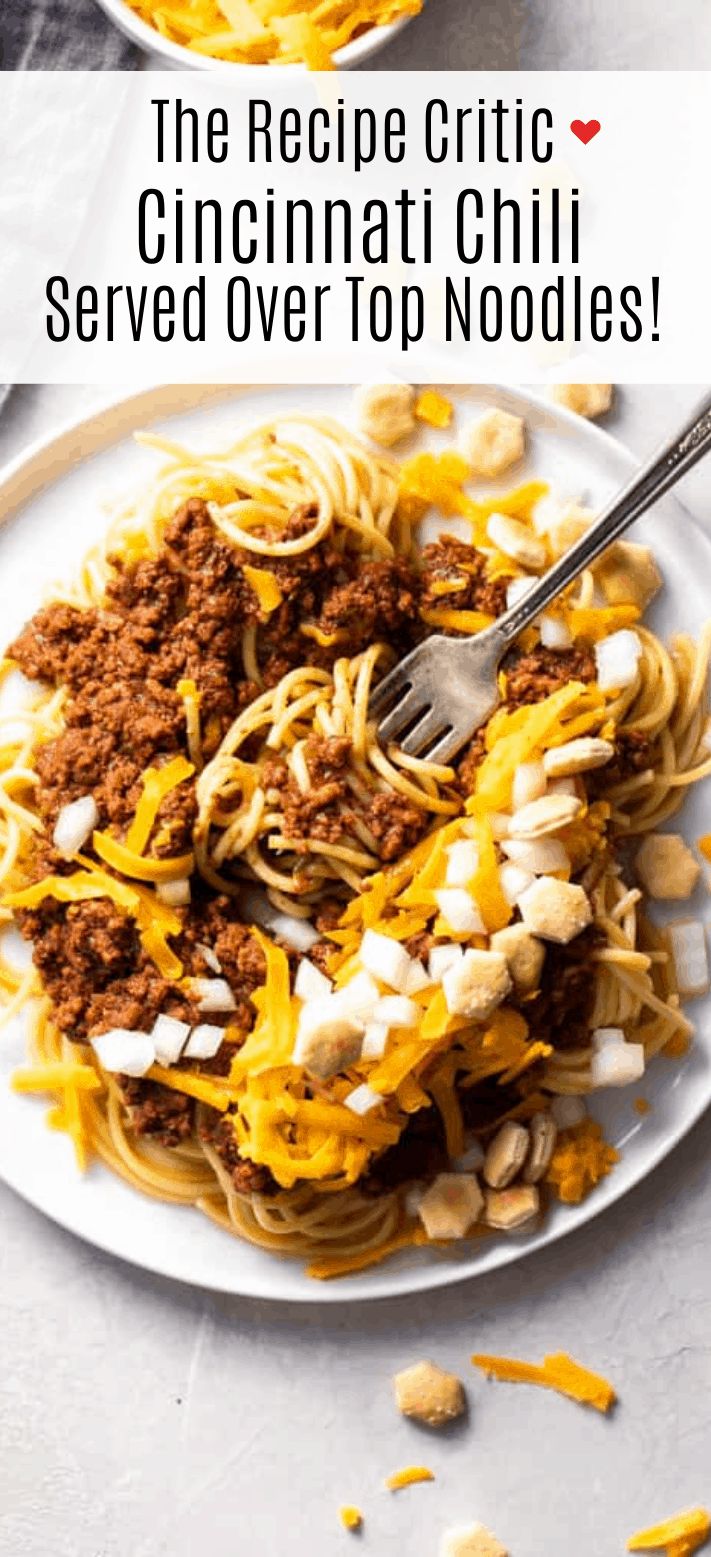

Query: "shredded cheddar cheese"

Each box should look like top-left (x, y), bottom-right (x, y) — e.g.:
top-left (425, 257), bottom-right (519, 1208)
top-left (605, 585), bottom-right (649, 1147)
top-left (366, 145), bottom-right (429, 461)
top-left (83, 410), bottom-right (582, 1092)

top-left (4, 867), bottom-right (185, 982)
top-left (385, 1466), bottom-right (435, 1491)
top-left (126, 0), bottom-right (423, 67)
top-left (93, 831), bottom-right (194, 884)
top-left (300, 623), bottom-right (349, 648)
top-left (414, 389), bottom-right (453, 428)
top-left (471, 1351), bottom-right (616, 1414)
top-left (420, 607), bottom-right (495, 635)
top-left (627, 1508), bottom-right (710, 1555)
top-left (4, 870), bottom-right (138, 916)
top-left (124, 756), bottom-right (195, 854)
top-left (339, 1506), bottom-right (363, 1533)
top-left (12, 1063), bottom-right (102, 1094)
top-left (567, 603), bottom-right (641, 641)
top-left (471, 683), bottom-right (601, 813)
top-left (147, 1065), bottom-right (236, 1112)
top-left (13, 1058), bottom-right (103, 1171)
top-left (545, 1119), bottom-right (619, 1204)
top-left (398, 461), bottom-right (547, 541)
top-left (242, 564), bottom-right (284, 615)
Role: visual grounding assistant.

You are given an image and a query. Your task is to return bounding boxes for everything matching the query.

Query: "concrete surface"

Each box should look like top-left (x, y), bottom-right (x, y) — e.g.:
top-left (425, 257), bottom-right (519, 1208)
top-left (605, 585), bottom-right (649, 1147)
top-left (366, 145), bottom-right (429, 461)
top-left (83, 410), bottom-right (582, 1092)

top-left (0, 385), bottom-right (710, 1557)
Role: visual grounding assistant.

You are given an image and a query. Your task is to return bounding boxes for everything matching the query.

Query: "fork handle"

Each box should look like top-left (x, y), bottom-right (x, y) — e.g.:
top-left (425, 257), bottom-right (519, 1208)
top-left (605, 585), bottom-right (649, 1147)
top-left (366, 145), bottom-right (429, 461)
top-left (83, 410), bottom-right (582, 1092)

top-left (494, 389), bottom-right (711, 646)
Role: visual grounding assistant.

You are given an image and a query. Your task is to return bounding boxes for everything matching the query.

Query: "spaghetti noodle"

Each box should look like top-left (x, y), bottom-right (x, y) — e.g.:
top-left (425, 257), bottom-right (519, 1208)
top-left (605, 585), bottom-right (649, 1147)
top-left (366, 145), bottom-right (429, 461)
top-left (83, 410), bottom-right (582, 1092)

top-left (0, 407), bottom-right (709, 1279)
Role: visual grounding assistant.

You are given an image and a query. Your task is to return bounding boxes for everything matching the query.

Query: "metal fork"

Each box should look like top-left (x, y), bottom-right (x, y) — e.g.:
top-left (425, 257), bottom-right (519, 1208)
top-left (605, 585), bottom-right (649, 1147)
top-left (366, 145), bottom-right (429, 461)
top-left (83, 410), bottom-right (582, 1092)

top-left (369, 392), bottom-right (711, 767)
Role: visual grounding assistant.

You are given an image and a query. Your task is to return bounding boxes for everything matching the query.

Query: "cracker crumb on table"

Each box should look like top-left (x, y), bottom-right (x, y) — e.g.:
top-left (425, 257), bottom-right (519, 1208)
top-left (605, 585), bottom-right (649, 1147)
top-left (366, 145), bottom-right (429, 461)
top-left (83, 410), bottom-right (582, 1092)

top-left (393, 1360), bottom-right (466, 1427)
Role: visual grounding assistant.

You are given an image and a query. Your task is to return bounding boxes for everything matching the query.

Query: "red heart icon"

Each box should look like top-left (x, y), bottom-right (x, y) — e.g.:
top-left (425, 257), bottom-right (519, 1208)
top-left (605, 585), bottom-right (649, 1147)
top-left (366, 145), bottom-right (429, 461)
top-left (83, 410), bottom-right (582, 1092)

top-left (570, 119), bottom-right (601, 145)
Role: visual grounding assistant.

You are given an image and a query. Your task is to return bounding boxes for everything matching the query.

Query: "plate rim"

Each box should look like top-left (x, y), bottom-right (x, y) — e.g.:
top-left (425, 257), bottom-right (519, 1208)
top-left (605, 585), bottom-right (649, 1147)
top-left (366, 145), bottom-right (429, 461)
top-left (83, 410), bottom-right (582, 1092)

top-left (0, 382), bottom-right (708, 1305)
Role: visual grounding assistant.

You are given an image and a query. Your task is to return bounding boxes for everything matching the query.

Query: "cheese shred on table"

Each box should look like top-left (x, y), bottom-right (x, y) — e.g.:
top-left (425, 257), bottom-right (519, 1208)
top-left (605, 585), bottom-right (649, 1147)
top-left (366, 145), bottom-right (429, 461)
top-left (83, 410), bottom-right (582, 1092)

top-left (627, 1507), bottom-right (710, 1555)
top-left (385, 1465), bottom-right (435, 1491)
top-left (470, 1351), bottom-right (617, 1413)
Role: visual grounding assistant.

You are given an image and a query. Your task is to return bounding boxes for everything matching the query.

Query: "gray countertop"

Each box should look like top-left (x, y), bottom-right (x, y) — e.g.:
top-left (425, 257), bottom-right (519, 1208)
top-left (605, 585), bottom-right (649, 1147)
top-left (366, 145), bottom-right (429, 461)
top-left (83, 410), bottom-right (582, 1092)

top-left (1, 385), bottom-right (710, 1557)
top-left (368, 0), bottom-right (711, 70)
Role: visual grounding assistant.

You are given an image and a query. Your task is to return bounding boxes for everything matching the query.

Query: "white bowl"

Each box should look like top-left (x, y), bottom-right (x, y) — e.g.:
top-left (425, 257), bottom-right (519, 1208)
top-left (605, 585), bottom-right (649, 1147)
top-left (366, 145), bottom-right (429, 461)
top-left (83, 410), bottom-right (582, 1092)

top-left (93, 0), bottom-right (415, 69)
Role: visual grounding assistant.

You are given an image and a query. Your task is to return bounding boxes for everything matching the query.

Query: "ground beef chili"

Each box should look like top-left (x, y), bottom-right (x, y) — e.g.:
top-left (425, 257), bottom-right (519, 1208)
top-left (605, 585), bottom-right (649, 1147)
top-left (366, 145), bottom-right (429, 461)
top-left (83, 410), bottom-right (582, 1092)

top-left (455, 641), bottom-right (597, 796)
top-left (199, 1110), bottom-right (276, 1195)
top-left (502, 644), bottom-right (596, 710)
top-left (589, 728), bottom-right (655, 795)
top-left (419, 538), bottom-right (511, 619)
top-left (520, 925), bottom-right (601, 1051)
top-left (456, 727), bottom-right (488, 796)
top-left (120, 1077), bottom-right (194, 1148)
top-left (363, 1077), bottom-right (528, 1196)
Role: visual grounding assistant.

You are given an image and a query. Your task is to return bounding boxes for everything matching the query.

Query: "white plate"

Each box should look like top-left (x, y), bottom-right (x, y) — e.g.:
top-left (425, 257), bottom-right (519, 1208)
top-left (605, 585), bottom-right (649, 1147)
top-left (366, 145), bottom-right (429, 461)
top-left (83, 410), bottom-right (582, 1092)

top-left (0, 384), bottom-right (709, 1303)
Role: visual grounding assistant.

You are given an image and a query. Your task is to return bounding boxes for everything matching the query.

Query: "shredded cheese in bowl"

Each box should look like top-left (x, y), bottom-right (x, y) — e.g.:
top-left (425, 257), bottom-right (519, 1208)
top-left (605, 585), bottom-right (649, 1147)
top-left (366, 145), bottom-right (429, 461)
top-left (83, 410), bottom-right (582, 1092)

top-left (113, 0), bottom-right (422, 67)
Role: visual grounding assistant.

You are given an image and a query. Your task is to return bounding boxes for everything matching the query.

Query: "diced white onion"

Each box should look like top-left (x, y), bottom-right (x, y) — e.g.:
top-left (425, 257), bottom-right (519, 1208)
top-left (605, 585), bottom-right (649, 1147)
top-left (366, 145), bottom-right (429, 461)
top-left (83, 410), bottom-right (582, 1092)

top-left (196, 942), bottom-right (222, 973)
top-left (488, 811), bottom-right (511, 840)
top-left (512, 760), bottom-right (546, 811)
top-left (361, 1021), bottom-right (389, 1060)
top-left (239, 888), bottom-right (320, 951)
top-left (550, 1095), bottom-right (587, 1129)
top-left (184, 1023), bottom-right (225, 1060)
top-left (360, 929), bottom-right (413, 993)
top-left (267, 912), bottom-right (320, 951)
top-left (405, 960), bottom-right (433, 995)
top-left (667, 919), bottom-right (710, 997)
top-left (499, 862), bottom-right (536, 906)
top-left (428, 943), bottom-right (463, 982)
top-left (52, 795), bottom-right (99, 860)
top-left (594, 630), bottom-right (642, 692)
top-left (435, 888), bottom-right (486, 936)
top-left (591, 1026), bottom-right (625, 1050)
top-left (157, 878), bottom-right (191, 908)
top-left (294, 958), bottom-right (332, 1002)
top-left (292, 1000), bottom-right (364, 1077)
top-left (192, 977), bottom-right (237, 1013)
top-left (445, 839), bottom-right (479, 887)
top-left (344, 1083), bottom-right (382, 1116)
top-left (151, 1013), bottom-right (190, 1066)
top-left (539, 614), bottom-right (573, 650)
top-left (373, 995), bottom-right (419, 1028)
top-left (591, 1041), bottom-right (645, 1088)
top-left (506, 575), bottom-right (535, 610)
top-left (91, 1029), bottom-right (155, 1077)
top-left (336, 970), bottom-right (381, 1020)
top-left (501, 837), bottom-right (569, 875)
top-left (297, 994), bottom-right (353, 1040)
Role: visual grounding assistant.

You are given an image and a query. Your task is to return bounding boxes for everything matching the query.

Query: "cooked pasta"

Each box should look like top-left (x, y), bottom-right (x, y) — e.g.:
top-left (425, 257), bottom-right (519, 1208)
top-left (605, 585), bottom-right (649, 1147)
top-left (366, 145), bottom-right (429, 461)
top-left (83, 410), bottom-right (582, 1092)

top-left (0, 404), bottom-right (708, 1278)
